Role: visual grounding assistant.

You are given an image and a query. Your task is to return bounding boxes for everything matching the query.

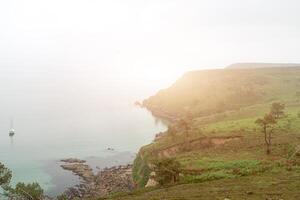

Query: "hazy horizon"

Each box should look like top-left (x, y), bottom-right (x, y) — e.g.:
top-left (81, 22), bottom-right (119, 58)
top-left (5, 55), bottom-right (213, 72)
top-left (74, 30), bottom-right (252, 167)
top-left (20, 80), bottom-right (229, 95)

top-left (1, 0), bottom-right (300, 92)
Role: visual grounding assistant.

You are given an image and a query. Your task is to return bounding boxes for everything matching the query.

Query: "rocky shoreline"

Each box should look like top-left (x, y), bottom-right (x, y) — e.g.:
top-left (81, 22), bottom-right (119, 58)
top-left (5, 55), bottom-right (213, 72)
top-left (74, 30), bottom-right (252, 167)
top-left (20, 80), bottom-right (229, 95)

top-left (60, 158), bottom-right (135, 199)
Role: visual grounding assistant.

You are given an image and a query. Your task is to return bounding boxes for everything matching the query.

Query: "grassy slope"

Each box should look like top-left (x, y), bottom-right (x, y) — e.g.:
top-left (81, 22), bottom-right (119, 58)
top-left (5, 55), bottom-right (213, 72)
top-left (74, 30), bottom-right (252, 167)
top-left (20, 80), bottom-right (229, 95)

top-left (105, 67), bottom-right (300, 200)
top-left (105, 170), bottom-right (300, 200)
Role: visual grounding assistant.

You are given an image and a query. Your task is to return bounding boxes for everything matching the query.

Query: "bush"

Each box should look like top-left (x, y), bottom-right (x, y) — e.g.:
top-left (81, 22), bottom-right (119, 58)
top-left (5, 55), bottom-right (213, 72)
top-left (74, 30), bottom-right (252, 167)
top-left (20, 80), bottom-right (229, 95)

top-left (0, 162), bottom-right (12, 188)
top-left (153, 157), bottom-right (182, 186)
top-left (13, 182), bottom-right (43, 200)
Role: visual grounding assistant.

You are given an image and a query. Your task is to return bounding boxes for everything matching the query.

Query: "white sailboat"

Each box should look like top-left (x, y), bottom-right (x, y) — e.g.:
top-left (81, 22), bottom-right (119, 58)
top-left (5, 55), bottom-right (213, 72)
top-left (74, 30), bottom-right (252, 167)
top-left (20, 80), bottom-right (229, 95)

top-left (9, 119), bottom-right (15, 137)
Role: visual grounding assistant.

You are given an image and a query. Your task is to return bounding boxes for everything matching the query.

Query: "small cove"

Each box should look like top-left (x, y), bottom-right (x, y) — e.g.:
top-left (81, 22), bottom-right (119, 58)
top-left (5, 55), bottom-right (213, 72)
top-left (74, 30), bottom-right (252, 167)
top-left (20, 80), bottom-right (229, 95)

top-left (0, 69), bottom-right (167, 196)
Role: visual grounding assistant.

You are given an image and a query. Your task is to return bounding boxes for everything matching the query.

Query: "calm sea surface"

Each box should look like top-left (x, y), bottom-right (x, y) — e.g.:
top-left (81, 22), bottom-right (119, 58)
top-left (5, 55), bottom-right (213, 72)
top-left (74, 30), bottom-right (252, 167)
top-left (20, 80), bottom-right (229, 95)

top-left (0, 67), bottom-right (167, 196)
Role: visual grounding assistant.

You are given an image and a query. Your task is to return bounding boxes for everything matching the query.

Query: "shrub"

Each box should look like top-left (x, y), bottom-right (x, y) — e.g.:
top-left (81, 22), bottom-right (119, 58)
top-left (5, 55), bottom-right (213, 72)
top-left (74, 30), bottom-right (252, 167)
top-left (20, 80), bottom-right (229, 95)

top-left (13, 182), bottom-right (44, 200)
top-left (0, 162), bottom-right (12, 188)
top-left (153, 157), bottom-right (182, 186)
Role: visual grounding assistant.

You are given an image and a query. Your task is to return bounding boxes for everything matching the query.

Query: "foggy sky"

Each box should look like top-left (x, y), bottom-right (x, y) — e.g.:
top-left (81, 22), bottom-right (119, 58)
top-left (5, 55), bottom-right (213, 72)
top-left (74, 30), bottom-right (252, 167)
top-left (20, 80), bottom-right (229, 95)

top-left (1, 0), bottom-right (300, 88)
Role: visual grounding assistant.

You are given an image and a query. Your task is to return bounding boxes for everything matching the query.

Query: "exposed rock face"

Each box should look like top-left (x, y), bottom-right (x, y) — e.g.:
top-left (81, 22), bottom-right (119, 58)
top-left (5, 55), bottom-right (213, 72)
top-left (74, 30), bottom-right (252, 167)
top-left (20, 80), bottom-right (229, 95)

top-left (145, 172), bottom-right (158, 187)
top-left (60, 159), bottom-right (135, 199)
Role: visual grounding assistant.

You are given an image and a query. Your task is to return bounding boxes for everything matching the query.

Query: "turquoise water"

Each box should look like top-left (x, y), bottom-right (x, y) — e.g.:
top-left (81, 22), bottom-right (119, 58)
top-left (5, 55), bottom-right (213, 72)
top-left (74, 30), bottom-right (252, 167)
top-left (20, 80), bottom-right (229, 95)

top-left (0, 67), bottom-right (167, 196)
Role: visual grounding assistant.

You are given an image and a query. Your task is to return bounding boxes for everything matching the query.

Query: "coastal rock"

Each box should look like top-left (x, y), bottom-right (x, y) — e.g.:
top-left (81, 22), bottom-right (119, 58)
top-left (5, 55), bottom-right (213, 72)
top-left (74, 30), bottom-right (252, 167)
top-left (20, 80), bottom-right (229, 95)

top-left (61, 159), bottom-right (94, 182)
top-left (60, 158), bottom-right (86, 163)
top-left (91, 164), bottom-right (135, 197)
top-left (60, 159), bottom-right (135, 199)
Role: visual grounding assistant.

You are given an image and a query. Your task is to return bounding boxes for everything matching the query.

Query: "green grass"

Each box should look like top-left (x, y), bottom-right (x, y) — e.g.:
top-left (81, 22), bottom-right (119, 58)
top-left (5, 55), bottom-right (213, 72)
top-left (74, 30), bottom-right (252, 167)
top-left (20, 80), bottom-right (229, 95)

top-left (183, 170), bottom-right (236, 183)
top-left (178, 159), bottom-right (264, 184)
top-left (181, 159), bottom-right (261, 171)
top-left (104, 168), bottom-right (300, 200)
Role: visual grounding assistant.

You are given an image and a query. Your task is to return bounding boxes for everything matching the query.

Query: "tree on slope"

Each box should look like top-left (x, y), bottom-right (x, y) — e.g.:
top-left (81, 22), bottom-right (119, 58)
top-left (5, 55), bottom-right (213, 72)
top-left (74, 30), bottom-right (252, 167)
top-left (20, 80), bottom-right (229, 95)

top-left (255, 113), bottom-right (277, 154)
top-left (153, 157), bottom-right (181, 186)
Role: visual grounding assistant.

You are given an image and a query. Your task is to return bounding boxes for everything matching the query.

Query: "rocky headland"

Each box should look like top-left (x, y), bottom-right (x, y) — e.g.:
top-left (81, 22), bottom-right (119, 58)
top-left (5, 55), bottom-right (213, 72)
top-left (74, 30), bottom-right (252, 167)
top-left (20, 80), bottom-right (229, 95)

top-left (60, 158), bottom-right (135, 199)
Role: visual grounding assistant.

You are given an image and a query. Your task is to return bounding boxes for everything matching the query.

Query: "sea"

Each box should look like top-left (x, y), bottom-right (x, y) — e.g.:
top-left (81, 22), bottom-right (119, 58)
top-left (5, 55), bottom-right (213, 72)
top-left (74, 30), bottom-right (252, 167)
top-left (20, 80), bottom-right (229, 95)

top-left (0, 67), bottom-right (167, 196)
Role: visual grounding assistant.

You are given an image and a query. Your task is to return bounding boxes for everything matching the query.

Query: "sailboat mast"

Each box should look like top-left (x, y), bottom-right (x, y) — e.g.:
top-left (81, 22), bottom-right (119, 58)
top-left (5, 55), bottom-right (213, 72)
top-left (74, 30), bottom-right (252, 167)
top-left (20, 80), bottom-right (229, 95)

top-left (10, 119), bottom-right (14, 129)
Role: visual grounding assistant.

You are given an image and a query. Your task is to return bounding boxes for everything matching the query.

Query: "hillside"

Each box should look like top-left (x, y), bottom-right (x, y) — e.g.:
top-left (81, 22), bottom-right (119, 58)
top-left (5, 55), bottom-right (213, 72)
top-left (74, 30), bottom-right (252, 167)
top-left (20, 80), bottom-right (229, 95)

top-left (105, 67), bottom-right (300, 200)
top-left (143, 67), bottom-right (300, 118)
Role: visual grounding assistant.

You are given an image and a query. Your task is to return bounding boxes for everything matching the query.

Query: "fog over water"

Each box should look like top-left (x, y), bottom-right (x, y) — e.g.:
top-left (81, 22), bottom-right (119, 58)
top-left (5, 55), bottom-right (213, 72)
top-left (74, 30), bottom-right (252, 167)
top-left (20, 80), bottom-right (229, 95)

top-left (0, 67), bottom-right (167, 195)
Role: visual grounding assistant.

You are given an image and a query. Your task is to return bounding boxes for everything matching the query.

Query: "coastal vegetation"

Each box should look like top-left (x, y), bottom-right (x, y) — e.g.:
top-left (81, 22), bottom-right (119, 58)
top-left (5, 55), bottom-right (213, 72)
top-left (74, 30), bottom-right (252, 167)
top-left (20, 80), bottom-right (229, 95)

top-left (111, 67), bottom-right (300, 200)
top-left (0, 163), bottom-right (44, 200)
